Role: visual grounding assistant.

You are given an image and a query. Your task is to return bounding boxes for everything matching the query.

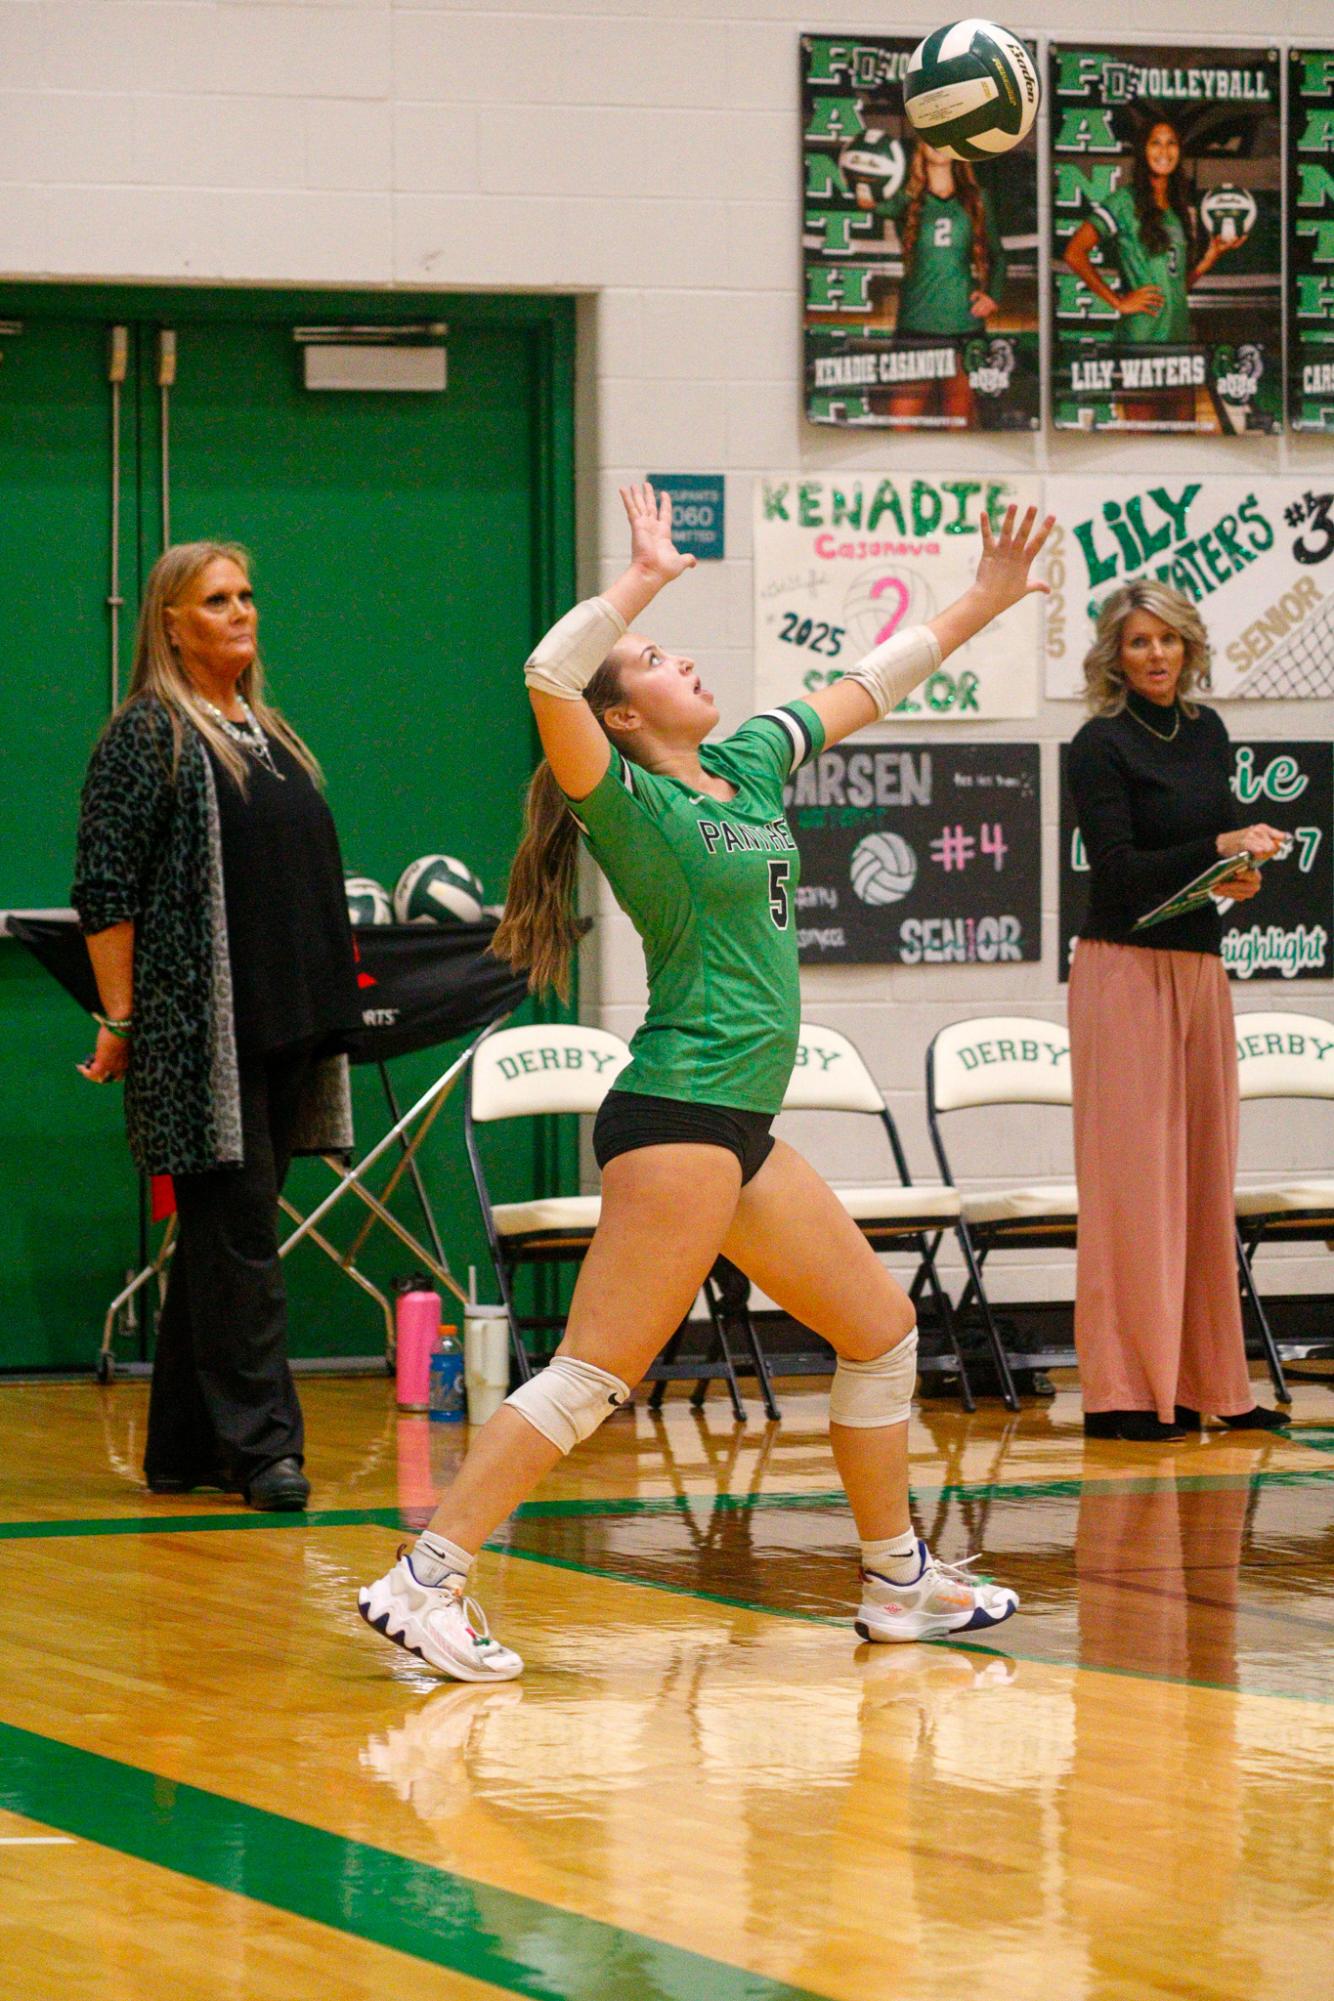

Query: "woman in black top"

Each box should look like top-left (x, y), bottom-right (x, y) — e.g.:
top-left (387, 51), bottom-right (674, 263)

top-left (1067, 579), bottom-right (1287, 1441)
top-left (72, 543), bottom-right (361, 1509)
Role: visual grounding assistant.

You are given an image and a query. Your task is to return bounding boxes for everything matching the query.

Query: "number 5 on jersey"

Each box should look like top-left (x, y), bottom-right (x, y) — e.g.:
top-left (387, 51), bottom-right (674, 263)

top-left (768, 859), bottom-right (791, 928)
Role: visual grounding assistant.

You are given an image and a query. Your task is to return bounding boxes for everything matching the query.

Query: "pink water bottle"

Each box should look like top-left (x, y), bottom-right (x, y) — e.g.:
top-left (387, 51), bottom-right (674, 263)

top-left (395, 1277), bottom-right (441, 1411)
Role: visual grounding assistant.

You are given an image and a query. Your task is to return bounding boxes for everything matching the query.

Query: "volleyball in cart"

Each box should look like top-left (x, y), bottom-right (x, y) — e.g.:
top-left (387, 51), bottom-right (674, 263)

top-left (344, 874), bottom-right (393, 926)
top-left (393, 854), bottom-right (487, 926)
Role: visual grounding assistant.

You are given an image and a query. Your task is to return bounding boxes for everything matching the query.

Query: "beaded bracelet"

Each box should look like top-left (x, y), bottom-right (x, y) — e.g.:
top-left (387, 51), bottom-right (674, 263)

top-left (94, 1012), bottom-right (133, 1040)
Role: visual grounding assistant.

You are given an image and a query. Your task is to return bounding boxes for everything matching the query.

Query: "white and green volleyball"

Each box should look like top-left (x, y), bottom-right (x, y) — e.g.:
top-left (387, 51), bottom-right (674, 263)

top-left (838, 131), bottom-right (906, 206)
top-left (1199, 184), bottom-right (1258, 244)
top-left (393, 854), bottom-right (486, 926)
top-left (903, 21), bottom-right (1039, 162)
top-left (344, 874), bottom-right (393, 927)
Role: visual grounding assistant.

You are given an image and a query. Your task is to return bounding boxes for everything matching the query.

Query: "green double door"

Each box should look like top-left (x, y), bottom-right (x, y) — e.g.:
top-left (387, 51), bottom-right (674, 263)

top-left (0, 289), bottom-right (575, 1368)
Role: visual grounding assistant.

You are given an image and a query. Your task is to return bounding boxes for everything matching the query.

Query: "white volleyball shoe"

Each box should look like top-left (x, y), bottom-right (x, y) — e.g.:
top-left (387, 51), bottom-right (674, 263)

top-left (358, 1552), bottom-right (524, 1681)
top-left (855, 1542), bottom-right (1019, 1644)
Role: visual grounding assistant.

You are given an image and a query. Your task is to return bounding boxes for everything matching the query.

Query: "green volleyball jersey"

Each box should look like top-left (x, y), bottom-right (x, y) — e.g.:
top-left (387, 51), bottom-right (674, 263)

top-left (1090, 186), bottom-right (1190, 344)
top-left (565, 701), bottom-right (826, 1114)
top-left (874, 188), bottom-right (1007, 337)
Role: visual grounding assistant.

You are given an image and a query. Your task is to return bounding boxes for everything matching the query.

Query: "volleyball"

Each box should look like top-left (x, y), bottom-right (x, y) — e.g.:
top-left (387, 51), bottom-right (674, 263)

top-left (903, 21), bottom-right (1039, 162)
top-left (393, 855), bottom-right (486, 926)
top-left (344, 874), bottom-right (392, 927)
top-left (1200, 184), bottom-right (1258, 244)
top-left (841, 567), bottom-right (934, 656)
top-left (837, 131), bottom-right (906, 206)
top-left (850, 833), bottom-right (918, 906)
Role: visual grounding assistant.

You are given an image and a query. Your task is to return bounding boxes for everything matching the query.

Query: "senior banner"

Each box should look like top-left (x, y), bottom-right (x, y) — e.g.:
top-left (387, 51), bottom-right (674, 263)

top-left (1289, 49), bottom-right (1334, 433)
top-left (801, 31), bottom-right (1040, 431)
top-left (755, 473), bottom-right (1042, 723)
top-left (1050, 42), bottom-right (1282, 435)
top-left (787, 742), bottom-right (1041, 967)
top-left (1059, 743), bottom-right (1333, 982)
top-left (1042, 477), bottom-right (1334, 701)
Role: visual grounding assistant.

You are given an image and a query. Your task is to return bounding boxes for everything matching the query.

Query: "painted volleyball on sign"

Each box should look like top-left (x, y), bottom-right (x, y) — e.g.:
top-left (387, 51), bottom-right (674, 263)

top-left (393, 855), bottom-right (486, 926)
top-left (851, 833), bottom-right (918, 906)
top-left (903, 20), bottom-right (1039, 162)
top-left (841, 568), bottom-right (935, 656)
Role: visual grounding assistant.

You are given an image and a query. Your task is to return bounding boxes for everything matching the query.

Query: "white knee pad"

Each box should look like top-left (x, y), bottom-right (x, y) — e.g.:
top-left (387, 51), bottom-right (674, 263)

top-left (828, 1327), bottom-right (918, 1429)
top-left (504, 1355), bottom-right (631, 1455)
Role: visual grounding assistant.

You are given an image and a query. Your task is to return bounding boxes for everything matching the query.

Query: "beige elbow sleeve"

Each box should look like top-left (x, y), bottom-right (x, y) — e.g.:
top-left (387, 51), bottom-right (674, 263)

top-left (524, 597), bottom-right (627, 701)
top-left (842, 625), bottom-right (941, 721)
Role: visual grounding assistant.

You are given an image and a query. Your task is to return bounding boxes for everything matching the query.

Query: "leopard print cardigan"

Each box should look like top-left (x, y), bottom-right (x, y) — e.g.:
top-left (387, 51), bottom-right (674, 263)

top-left (72, 697), bottom-right (353, 1176)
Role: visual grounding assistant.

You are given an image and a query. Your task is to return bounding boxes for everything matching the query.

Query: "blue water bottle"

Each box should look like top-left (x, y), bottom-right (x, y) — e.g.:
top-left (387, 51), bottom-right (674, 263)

top-left (429, 1325), bottom-right (465, 1422)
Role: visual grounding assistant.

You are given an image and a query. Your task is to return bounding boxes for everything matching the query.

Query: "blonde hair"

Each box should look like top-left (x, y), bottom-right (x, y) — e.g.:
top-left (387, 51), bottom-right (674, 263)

top-left (120, 541), bottom-right (322, 792)
top-left (491, 653), bottom-right (627, 1002)
top-left (1081, 578), bottom-right (1211, 718)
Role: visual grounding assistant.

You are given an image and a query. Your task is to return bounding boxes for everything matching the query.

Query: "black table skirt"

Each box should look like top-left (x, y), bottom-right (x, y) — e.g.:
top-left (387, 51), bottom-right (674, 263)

top-left (8, 917), bottom-right (529, 1065)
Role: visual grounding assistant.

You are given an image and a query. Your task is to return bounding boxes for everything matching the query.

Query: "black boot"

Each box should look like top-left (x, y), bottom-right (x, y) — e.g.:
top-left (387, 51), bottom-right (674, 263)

top-left (1175, 1404), bottom-right (1289, 1432)
top-left (1084, 1409), bottom-right (1188, 1442)
top-left (1220, 1405), bottom-right (1290, 1431)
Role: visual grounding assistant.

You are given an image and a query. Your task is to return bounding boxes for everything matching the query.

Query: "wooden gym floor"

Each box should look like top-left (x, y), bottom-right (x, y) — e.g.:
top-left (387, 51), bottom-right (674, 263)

top-left (2, 1372), bottom-right (1333, 2001)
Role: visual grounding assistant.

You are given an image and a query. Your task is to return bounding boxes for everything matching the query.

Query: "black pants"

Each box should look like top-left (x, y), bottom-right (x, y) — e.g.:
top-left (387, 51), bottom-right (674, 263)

top-left (144, 1043), bottom-right (317, 1488)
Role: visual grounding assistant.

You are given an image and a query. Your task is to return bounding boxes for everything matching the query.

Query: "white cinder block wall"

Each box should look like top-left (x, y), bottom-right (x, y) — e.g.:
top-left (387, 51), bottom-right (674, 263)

top-left (3, 0), bottom-right (1330, 1307)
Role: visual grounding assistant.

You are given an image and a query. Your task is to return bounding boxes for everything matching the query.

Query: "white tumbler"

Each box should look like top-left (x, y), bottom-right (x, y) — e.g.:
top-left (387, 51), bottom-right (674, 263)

top-left (464, 1303), bottom-right (511, 1427)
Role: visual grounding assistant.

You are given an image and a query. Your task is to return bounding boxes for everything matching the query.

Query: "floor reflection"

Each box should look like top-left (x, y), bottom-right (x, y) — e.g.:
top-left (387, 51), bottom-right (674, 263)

top-left (490, 1412), bottom-right (1334, 1703)
top-left (5, 1377), bottom-right (1333, 2000)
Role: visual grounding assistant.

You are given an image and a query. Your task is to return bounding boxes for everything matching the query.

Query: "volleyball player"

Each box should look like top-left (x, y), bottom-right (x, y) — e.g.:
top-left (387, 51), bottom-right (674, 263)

top-left (1062, 117), bottom-right (1249, 426)
top-left (358, 484), bottom-right (1053, 1681)
top-left (857, 139), bottom-right (1008, 427)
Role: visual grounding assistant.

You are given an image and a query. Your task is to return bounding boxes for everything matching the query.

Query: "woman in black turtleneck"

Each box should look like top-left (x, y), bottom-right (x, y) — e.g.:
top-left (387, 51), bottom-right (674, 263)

top-left (1067, 580), bottom-right (1288, 1442)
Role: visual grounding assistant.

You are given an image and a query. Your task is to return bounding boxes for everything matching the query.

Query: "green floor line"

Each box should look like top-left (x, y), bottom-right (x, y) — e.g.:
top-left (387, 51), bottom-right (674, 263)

top-left (4, 1457), bottom-right (1334, 1543)
top-left (499, 1547), bottom-right (1334, 1708)
top-left (1291, 1427), bottom-right (1334, 1456)
top-left (513, 1461), bottom-right (1334, 1516)
top-left (0, 1719), bottom-right (828, 2001)
top-left (0, 1507), bottom-right (406, 1542)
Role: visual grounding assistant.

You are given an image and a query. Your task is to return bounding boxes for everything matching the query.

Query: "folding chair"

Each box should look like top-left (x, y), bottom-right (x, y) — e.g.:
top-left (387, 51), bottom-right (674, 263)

top-left (467, 1022), bottom-right (790, 1419)
top-left (98, 1023), bottom-right (500, 1376)
top-left (926, 1015), bottom-right (1079, 1411)
top-left (465, 1022), bottom-right (631, 1383)
top-left (776, 1021), bottom-right (976, 1410)
top-left (1231, 1010), bottom-right (1334, 1400)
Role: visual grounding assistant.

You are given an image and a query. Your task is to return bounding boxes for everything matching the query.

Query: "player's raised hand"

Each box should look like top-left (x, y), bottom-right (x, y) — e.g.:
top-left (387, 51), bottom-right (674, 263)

top-left (973, 504), bottom-right (1055, 616)
top-left (622, 482), bottom-right (697, 586)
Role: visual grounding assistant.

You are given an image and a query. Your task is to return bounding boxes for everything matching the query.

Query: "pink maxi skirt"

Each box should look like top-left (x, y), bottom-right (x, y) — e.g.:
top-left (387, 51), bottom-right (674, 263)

top-left (1068, 939), bottom-right (1254, 1422)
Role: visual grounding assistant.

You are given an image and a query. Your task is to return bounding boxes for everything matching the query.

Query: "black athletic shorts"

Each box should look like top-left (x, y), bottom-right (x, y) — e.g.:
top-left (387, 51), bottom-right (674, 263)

top-left (592, 1089), bottom-right (776, 1186)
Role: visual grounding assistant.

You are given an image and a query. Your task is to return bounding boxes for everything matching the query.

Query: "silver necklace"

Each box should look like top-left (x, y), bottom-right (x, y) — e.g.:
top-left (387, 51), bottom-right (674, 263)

top-left (202, 694), bottom-right (285, 780)
top-left (1125, 699), bottom-right (1180, 743)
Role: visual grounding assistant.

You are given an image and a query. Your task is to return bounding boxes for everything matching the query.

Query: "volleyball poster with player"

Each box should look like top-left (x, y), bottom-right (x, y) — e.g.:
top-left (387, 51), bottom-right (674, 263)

top-left (1288, 49), bottom-right (1334, 433)
top-left (801, 32), bottom-right (1039, 432)
top-left (754, 473), bottom-right (1042, 723)
top-left (1050, 42), bottom-right (1282, 435)
top-left (1042, 478), bottom-right (1334, 702)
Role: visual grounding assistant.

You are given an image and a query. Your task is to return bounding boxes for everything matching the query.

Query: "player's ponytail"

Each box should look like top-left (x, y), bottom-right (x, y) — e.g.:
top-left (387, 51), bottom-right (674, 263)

top-left (492, 655), bottom-right (625, 1002)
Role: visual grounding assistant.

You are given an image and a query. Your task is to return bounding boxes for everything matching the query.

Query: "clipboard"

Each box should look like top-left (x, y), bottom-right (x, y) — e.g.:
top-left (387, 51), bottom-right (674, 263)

top-left (1132, 839), bottom-right (1291, 933)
